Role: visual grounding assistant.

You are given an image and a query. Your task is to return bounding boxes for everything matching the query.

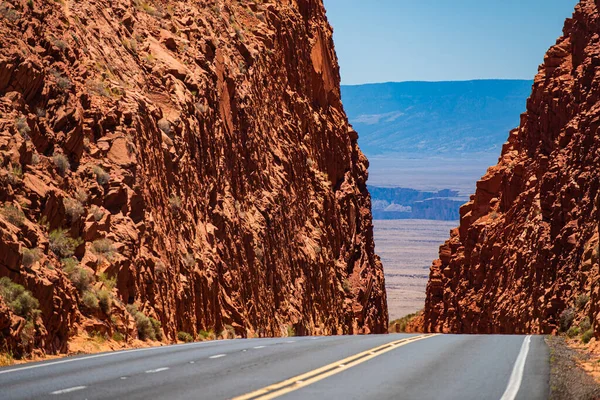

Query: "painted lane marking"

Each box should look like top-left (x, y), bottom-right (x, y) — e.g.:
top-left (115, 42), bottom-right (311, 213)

top-left (253, 346), bottom-right (266, 349)
top-left (209, 354), bottom-right (226, 359)
top-left (500, 335), bottom-right (532, 400)
top-left (50, 386), bottom-right (87, 395)
top-left (145, 367), bottom-right (169, 374)
top-left (0, 340), bottom-right (220, 375)
top-left (120, 377), bottom-right (128, 380)
top-left (232, 334), bottom-right (438, 400)
top-left (189, 361), bottom-right (195, 364)
top-left (285, 341), bottom-right (296, 344)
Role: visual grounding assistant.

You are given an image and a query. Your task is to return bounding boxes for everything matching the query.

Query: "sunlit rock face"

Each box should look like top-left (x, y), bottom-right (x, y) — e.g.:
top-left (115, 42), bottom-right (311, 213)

top-left (422, 0), bottom-right (600, 336)
top-left (0, 0), bottom-right (387, 356)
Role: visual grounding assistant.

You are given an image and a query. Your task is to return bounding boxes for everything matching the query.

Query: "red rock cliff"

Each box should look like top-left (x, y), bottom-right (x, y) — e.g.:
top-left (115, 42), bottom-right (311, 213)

top-left (0, 0), bottom-right (387, 357)
top-left (423, 0), bottom-right (600, 335)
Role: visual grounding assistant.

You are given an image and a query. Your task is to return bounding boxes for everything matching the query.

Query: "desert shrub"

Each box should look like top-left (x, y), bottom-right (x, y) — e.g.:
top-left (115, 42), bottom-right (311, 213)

top-left (63, 258), bottom-right (93, 292)
top-left (64, 197), bottom-right (85, 222)
top-left (197, 330), bottom-right (214, 340)
top-left (92, 165), bottom-right (110, 185)
top-left (7, 164), bottom-right (23, 184)
top-left (98, 272), bottom-right (116, 290)
top-left (49, 229), bottom-right (82, 258)
top-left (82, 290), bottom-right (99, 310)
top-left (0, 352), bottom-right (14, 367)
top-left (97, 289), bottom-right (112, 314)
top-left (0, 277), bottom-right (40, 320)
top-left (576, 294), bottom-right (590, 310)
top-left (53, 153), bottom-right (70, 177)
top-left (92, 238), bottom-right (116, 260)
top-left (112, 331), bottom-right (124, 342)
top-left (559, 307), bottom-right (576, 332)
top-left (222, 324), bottom-right (236, 339)
top-left (567, 326), bottom-right (581, 338)
top-left (286, 325), bottom-right (296, 337)
top-left (177, 331), bottom-right (193, 343)
top-left (52, 38), bottom-right (67, 51)
top-left (56, 76), bottom-right (72, 91)
top-left (183, 253), bottom-right (195, 268)
top-left (15, 117), bottom-right (30, 137)
top-left (150, 317), bottom-right (163, 341)
top-left (21, 248), bottom-right (42, 268)
top-left (90, 206), bottom-right (105, 221)
top-left (169, 195), bottom-right (182, 212)
top-left (75, 189), bottom-right (88, 204)
top-left (1, 205), bottom-right (25, 226)
top-left (157, 119), bottom-right (171, 136)
top-left (126, 304), bottom-right (161, 341)
top-left (580, 317), bottom-right (592, 332)
top-left (20, 321), bottom-right (36, 347)
top-left (35, 107), bottom-right (46, 118)
top-left (389, 312), bottom-right (420, 333)
top-left (342, 279), bottom-right (351, 293)
top-left (582, 329), bottom-right (595, 344)
top-left (31, 153), bottom-right (40, 166)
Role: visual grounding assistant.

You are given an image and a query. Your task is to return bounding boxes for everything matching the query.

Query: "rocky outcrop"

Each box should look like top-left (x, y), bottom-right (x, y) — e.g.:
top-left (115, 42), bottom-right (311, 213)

top-left (0, 0), bottom-right (387, 357)
top-left (423, 0), bottom-right (600, 335)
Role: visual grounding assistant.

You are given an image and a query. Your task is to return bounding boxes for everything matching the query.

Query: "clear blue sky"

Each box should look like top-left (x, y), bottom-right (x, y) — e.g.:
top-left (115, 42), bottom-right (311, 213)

top-left (323, 0), bottom-right (579, 84)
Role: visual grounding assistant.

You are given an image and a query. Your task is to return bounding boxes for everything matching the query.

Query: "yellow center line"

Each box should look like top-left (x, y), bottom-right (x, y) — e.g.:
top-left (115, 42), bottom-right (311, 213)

top-left (231, 334), bottom-right (439, 400)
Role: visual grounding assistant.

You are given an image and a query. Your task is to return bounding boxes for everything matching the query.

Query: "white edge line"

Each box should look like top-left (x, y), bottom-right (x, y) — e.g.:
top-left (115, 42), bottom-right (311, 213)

top-left (0, 340), bottom-right (220, 375)
top-left (209, 354), bottom-right (226, 359)
top-left (145, 367), bottom-right (169, 373)
top-left (253, 346), bottom-right (266, 349)
top-left (51, 386), bottom-right (87, 395)
top-left (499, 335), bottom-right (532, 400)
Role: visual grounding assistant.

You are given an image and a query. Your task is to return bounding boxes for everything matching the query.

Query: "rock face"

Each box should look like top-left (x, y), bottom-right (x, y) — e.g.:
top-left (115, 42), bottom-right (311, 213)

top-left (0, 0), bottom-right (387, 357)
top-left (423, 0), bottom-right (600, 335)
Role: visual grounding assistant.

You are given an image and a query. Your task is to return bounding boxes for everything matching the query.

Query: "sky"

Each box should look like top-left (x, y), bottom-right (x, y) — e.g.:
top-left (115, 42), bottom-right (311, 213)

top-left (323, 0), bottom-right (579, 85)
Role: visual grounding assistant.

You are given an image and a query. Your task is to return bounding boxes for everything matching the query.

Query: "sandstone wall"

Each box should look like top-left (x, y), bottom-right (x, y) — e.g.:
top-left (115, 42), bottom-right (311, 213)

top-left (423, 0), bottom-right (600, 335)
top-left (0, 0), bottom-right (387, 356)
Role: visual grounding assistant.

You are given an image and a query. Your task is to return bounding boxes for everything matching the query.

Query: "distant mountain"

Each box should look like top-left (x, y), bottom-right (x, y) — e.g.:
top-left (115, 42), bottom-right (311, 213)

top-left (369, 187), bottom-right (464, 220)
top-left (341, 80), bottom-right (532, 156)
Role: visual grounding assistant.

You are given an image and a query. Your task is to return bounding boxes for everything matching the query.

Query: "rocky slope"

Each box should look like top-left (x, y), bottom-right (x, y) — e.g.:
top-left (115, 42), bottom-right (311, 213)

top-left (0, 0), bottom-right (387, 358)
top-left (423, 0), bottom-right (600, 335)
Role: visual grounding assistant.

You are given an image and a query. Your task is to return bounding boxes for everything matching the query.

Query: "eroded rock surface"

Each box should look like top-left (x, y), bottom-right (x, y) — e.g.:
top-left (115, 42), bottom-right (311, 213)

top-left (0, 0), bottom-right (387, 356)
top-left (423, 0), bottom-right (600, 335)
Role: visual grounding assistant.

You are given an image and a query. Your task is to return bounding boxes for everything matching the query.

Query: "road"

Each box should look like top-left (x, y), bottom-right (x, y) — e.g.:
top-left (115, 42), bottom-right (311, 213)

top-left (0, 334), bottom-right (549, 400)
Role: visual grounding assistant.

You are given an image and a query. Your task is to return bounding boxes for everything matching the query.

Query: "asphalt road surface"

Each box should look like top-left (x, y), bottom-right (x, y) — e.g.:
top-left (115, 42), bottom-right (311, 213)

top-left (0, 334), bottom-right (549, 400)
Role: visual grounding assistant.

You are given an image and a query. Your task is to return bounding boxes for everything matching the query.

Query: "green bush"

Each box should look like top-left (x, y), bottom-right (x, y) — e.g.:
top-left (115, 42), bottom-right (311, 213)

top-left (98, 273), bottom-right (116, 290)
top-left (97, 289), bottom-right (112, 314)
top-left (82, 290), bottom-right (99, 310)
top-left (126, 305), bottom-right (162, 341)
top-left (197, 330), bottom-right (214, 340)
top-left (92, 239), bottom-right (116, 259)
top-left (63, 258), bottom-right (93, 293)
top-left (567, 326), bottom-right (581, 339)
top-left (582, 329), bottom-right (594, 344)
top-left (49, 229), bottom-right (82, 258)
top-left (579, 317), bottom-right (592, 332)
top-left (559, 308), bottom-right (576, 332)
top-left (0, 277), bottom-right (40, 320)
top-left (576, 294), bottom-right (590, 310)
top-left (63, 197), bottom-right (85, 222)
top-left (21, 248), bottom-right (42, 268)
top-left (112, 331), bottom-right (124, 342)
top-left (177, 331), bottom-right (193, 343)
top-left (53, 153), bottom-right (70, 177)
top-left (90, 206), bottom-right (105, 221)
top-left (150, 317), bottom-right (163, 341)
top-left (1, 205), bottom-right (25, 226)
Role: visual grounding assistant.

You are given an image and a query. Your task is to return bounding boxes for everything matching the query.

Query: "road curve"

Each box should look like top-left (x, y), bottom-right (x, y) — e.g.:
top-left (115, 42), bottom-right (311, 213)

top-left (0, 334), bottom-right (549, 400)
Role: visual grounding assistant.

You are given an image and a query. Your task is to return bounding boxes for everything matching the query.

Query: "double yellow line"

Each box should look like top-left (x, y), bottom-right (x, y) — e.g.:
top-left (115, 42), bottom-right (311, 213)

top-left (232, 334), bottom-right (438, 400)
